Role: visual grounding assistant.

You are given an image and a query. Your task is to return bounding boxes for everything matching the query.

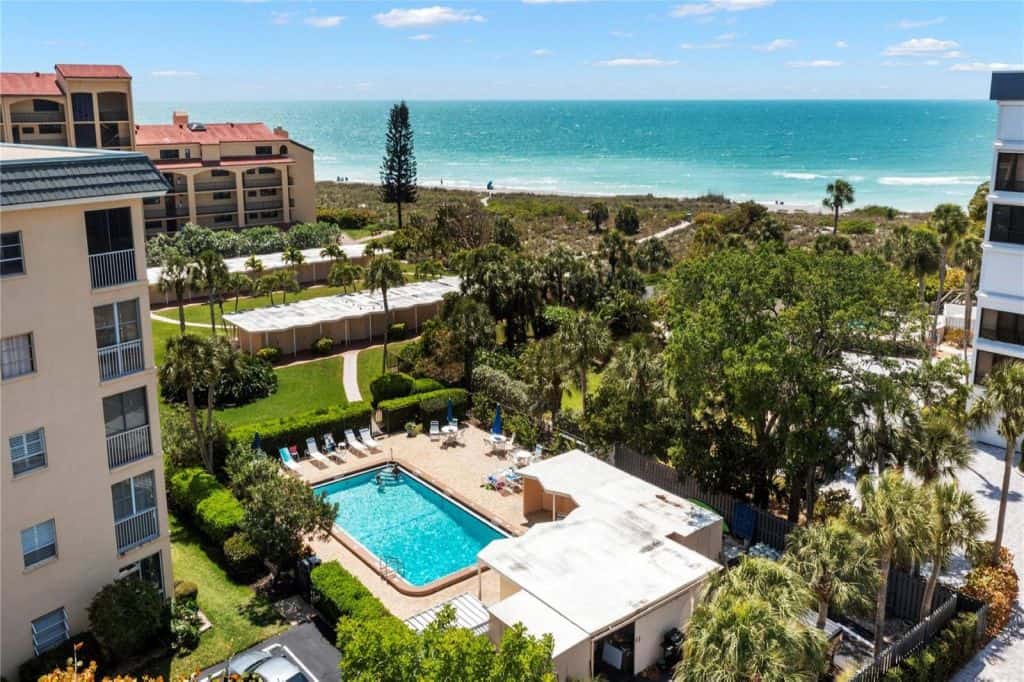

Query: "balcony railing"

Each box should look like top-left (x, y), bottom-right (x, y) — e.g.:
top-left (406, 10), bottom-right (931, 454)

top-left (101, 138), bottom-right (130, 149)
top-left (245, 199), bottom-right (283, 211)
top-left (99, 110), bottom-right (130, 122)
top-left (89, 249), bottom-right (137, 289)
top-left (98, 339), bottom-right (145, 381)
top-left (194, 180), bottom-right (236, 192)
top-left (11, 111), bottom-right (65, 123)
top-left (243, 177), bottom-right (281, 189)
top-left (106, 424), bottom-right (152, 469)
top-left (114, 507), bottom-right (158, 554)
top-left (144, 206), bottom-right (187, 220)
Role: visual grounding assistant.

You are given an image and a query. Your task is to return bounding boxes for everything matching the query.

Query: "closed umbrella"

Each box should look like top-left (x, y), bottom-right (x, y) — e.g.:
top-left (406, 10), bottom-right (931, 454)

top-left (252, 432), bottom-right (262, 454)
top-left (491, 405), bottom-right (503, 435)
top-left (446, 397), bottom-right (454, 424)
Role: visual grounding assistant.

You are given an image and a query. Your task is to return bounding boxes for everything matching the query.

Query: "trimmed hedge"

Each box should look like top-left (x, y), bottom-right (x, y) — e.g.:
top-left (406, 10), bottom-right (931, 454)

top-left (378, 388), bottom-right (469, 433)
top-left (881, 612), bottom-right (979, 681)
top-left (411, 377), bottom-right (445, 395)
top-left (168, 467), bottom-right (244, 545)
top-left (310, 561), bottom-right (404, 629)
top-left (317, 207), bottom-right (376, 230)
top-left (370, 372), bottom-right (415, 406)
top-left (231, 402), bottom-right (372, 455)
top-left (223, 532), bottom-right (263, 583)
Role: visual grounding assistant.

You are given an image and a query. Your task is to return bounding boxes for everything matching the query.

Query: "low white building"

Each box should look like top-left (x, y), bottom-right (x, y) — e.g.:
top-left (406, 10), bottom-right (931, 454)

top-left (477, 450), bottom-right (723, 680)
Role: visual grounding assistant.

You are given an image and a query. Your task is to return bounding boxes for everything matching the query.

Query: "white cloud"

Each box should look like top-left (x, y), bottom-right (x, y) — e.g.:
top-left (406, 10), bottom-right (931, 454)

top-left (151, 70), bottom-right (199, 78)
top-left (532, 48), bottom-right (553, 56)
top-left (670, 0), bottom-right (773, 18)
top-left (788, 60), bottom-right (842, 68)
top-left (715, 32), bottom-right (737, 41)
top-left (753, 38), bottom-right (795, 52)
top-left (374, 6), bottom-right (485, 28)
top-left (409, 33), bottom-right (434, 40)
top-left (610, 30), bottom-right (634, 38)
top-left (944, 50), bottom-right (963, 58)
top-left (883, 37), bottom-right (958, 56)
top-left (835, 40), bottom-right (848, 48)
top-left (897, 17), bottom-right (946, 29)
top-left (304, 15), bottom-right (344, 28)
top-left (594, 57), bottom-right (679, 67)
top-left (949, 62), bottom-right (1024, 72)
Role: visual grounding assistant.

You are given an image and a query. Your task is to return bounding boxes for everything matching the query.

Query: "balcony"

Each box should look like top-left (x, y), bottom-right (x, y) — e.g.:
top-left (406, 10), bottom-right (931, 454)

top-left (244, 177), bottom-right (282, 189)
top-left (114, 507), bottom-right (158, 554)
top-left (99, 110), bottom-right (130, 122)
top-left (98, 339), bottom-right (145, 381)
top-left (106, 423), bottom-right (152, 469)
top-left (245, 199), bottom-right (283, 211)
top-left (194, 180), bottom-right (236, 192)
top-left (144, 206), bottom-right (187, 220)
top-left (89, 249), bottom-right (137, 289)
top-left (11, 111), bottom-right (65, 123)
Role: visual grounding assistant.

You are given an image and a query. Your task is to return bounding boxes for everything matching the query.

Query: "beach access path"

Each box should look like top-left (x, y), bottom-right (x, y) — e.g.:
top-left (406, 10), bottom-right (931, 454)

top-left (638, 220), bottom-right (690, 242)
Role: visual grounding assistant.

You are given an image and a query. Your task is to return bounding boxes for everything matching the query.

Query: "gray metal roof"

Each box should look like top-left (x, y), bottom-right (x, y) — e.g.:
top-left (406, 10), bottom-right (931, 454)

top-left (0, 144), bottom-right (169, 207)
top-left (404, 592), bottom-right (490, 636)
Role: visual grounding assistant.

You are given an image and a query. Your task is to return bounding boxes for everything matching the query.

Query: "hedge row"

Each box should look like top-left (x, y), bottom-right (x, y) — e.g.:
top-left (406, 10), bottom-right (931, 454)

top-left (882, 612), bottom-right (979, 681)
top-left (310, 561), bottom-right (405, 631)
top-left (231, 402), bottom-right (372, 455)
top-left (378, 388), bottom-right (469, 433)
top-left (168, 467), bottom-right (244, 544)
top-left (369, 372), bottom-right (447, 406)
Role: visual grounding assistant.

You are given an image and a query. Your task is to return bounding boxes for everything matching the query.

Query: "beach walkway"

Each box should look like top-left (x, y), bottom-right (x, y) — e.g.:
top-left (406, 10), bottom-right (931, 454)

top-left (639, 220), bottom-right (690, 242)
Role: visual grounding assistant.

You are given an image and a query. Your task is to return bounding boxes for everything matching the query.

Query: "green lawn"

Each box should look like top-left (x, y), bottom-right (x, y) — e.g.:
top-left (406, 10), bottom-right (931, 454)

top-left (217, 356), bottom-right (347, 428)
top-left (141, 514), bottom-right (286, 679)
top-left (357, 339), bottom-right (414, 401)
top-left (151, 319), bottom-right (180, 368)
top-left (561, 369), bottom-right (604, 412)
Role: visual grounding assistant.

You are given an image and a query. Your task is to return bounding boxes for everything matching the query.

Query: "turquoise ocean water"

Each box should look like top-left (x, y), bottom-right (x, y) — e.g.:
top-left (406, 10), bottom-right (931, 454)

top-left (135, 100), bottom-right (994, 212)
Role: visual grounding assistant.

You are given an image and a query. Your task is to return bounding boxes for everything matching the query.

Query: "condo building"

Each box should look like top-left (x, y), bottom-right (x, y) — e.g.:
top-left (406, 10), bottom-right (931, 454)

top-left (0, 144), bottom-right (172, 676)
top-left (0, 63), bottom-right (315, 236)
top-left (972, 71), bottom-right (1024, 447)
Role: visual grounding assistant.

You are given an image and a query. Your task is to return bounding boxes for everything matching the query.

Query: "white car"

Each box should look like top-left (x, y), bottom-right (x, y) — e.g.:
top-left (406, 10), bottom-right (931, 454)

top-left (225, 650), bottom-right (308, 682)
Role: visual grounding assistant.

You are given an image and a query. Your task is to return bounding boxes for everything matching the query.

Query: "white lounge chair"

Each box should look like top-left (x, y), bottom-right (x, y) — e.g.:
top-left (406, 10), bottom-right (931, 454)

top-left (429, 420), bottom-right (441, 441)
top-left (323, 432), bottom-right (344, 462)
top-left (278, 447), bottom-right (301, 474)
top-left (306, 437), bottom-right (331, 467)
top-left (345, 429), bottom-right (369, 455)
top-left (359, 427), bottom-right (382, 450)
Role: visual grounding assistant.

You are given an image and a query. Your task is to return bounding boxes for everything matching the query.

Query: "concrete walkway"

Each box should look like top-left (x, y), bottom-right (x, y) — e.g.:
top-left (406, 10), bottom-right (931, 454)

top-left (638, 220), bottom-right (691, 242)
top-left (341, 348), bottom-right (362, 402)
top-left (951, 442), bottom-right (1024, 682)
top-left (150, 311), bottom-right (213, 329)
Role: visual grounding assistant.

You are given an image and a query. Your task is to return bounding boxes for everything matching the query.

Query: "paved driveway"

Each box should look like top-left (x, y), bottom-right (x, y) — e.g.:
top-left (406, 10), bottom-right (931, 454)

top-left (197, 622), bottom-right (341, 682)
top-left (951, 443), bottom-right (1024, 682)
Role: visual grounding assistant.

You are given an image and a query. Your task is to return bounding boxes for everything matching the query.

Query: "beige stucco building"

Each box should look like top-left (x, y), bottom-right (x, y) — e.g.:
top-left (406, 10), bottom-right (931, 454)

top-left (0, 64), bottom-right (315, 237)
top-left (0, 144), bottom-right (172, 676)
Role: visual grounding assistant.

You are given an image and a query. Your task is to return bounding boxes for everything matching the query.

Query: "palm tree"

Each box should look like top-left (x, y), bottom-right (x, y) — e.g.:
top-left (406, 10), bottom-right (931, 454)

top-left (162, 334), bottom-right (230, 473)
top-left (885, 225), bottom-right (940, 305)
top-left (275, 269), bottom-right (300, 304)
top-left (930, 204), bottom-right (970, 342)
top-left (848, 469), bottom-right (928, 656)
top-left (441, 294), bottom-right (494, 389)
top-left (556, 310), bottom-right (611, 416)
top-left (225, 272), bottom-right (251, 314)
top-left (364, 254), bottom-right (406, 372)
top-left (906, 410), bottom-right (972, 483)
top-left (157, 250), bottom-right (191, 333)
top-left (320, 243), bottom-right (345, 262)
top-left (328, 261), bottom-right (363, 292)
top-left (598, 229), bottom-right (632, 282)
top-left (520, 337), bottom-right (571, 425)
top-left (245, 254), bottom-right (264, 288)
top-left (823, 179), bottom-right (855, 233)
top-left (189, 249), bottom-right (228, 335)
top-left (677, 558), bottom-right (827, 682)
top-left (966, 361), bottom-right (1024, 562)
top-left (587, 201), bottom-right (609, 232)
top-left (784, 519), bottom-right (877, 629)
top-left (255, 273), bottom-right (276, 305)
top-left (282, 245), bottom-right (305, 274)
top-left (414, 259), bottom-right (443, 281)
top-left (918, 481), bottom-right (986, 622)
top-left (952, 234), bottom-right (982, 361)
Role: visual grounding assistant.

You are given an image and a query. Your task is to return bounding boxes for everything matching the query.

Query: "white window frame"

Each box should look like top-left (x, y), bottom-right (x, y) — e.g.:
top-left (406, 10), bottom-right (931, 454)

top-left (111, 470), bottom-right (156, 522)
top-left (1, 333), bottom-right (35, 380)
top-left (31, 607), bottom-right (69, 655)
top-left (118, 551), bottom-right (164, 595)
top-left (21, 518), bottom-right (57, 568)
top-left (10, 428), bottom-right (46, 476)
top-left (1, 231), bottom-right (25, 276)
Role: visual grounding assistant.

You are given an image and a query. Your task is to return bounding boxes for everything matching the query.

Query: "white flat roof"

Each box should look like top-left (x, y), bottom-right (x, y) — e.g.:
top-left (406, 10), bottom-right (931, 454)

top-left (222, 276), bottom-right (461, 333)
top-left (405, 592), bottom-right (490, 636)
top-left (488, 590), bottom-right (589, 658)
top-left (145, 244), bottom-right (375, 285)
top-left (478, 450), bottom-right (722, 637)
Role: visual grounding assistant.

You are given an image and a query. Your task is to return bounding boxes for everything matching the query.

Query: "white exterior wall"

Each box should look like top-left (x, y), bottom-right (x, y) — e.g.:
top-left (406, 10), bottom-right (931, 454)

top-left (632, 587), bottom-right (699, 675)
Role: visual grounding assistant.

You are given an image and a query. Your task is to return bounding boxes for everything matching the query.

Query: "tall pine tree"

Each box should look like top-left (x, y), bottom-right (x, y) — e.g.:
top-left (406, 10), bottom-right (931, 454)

top-left (379, 101), bottom-right (417, 230)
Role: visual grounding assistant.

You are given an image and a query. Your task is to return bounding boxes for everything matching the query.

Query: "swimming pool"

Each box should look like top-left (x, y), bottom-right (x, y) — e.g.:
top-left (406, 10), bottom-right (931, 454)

top-left (314, 466), bottom-right (506, 587)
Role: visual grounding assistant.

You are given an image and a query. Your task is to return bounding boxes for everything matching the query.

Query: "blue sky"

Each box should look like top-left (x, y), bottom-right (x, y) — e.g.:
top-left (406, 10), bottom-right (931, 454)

top-left (2, 1), bottom-right (1021, 101)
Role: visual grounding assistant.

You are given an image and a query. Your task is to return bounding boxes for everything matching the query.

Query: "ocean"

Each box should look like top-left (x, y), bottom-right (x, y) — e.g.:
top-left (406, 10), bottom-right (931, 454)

top-left (134, 100), bottom-right (995, 212)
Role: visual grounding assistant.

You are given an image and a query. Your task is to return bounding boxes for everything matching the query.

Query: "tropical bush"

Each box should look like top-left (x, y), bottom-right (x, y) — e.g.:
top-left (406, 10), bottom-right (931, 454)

top-left (256, 346), bottom-right (283, 363)
top-left (223, 532), bottom-right (264, 582)
top-left (317, 207), bottom-right (377, 230)
top-left (881, 612), bottom-right (979, 680)
top-left (17, 634), bottom-right (108, 682)
top-left (310, 561), bottom-right (397, 627)
top-left (170, 598), bottom-right (201, 652)
top-left (231, 402), bottom-right (372, 455)
top-left (311, 336), bottom-right (334, 355)
top-left (168, 467), bottom-right (245, 544)
top-left (838, 218), bottom-right (877, 235)
top-left (369, 372), bottom-right (414, 405)
top-left (378, 388), bottom-right (469, 432)
top-left (160, 352), bottom-right (277, 408)
top-left (241, 225), bottom-right (288, 254)
top-left (388, 322), bottom-right (407, 340)
top-left (161, 406), bottom-right (232, 473)
top-left (814, 488), bottom-right (854, 522)
top-left (472, 365), bottom-right (532, 415)
top-left (411, 377), bottom-right (445, 394)
top-left (173, 580), bottom-right (198, 603)
top-left (859, 205), bottom-right (899, 220)
top-left (961, 545), bottom-right (1018, 640)
top-left (87, 579), bottom-right (166, 660)
top-left (284, 221), bottom-right (340, 249)
top-left (615, 205), bottom-right (641, 235)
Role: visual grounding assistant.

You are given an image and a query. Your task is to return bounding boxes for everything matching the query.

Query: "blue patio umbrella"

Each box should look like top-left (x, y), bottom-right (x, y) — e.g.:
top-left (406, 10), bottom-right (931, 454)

top-left (446, 397), bottom-right (454, 424)
top-left (491, 405), bottom-right (503, 435)
top-left (251, 432), bottom-right (262, 453)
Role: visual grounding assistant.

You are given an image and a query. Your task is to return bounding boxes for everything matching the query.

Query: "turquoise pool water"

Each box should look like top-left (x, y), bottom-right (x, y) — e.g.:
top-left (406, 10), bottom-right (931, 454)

top-left (314, 466), bottom-right (506, 586)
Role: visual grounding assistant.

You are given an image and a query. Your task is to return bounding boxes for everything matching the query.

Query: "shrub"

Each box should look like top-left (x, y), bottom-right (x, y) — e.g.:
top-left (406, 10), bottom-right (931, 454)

top-left (961, 547), bottom-right (1018, 640)
top-left (472, 365), bottom-right (531, 414)
top-left (170, 598), bottom-right (201, 652)
top-left (223, 532), bottom-right (264, 582)
top-left (388, 322), bottom-right (407, 340)
top-left (838, 219), bottom-right (877, 235)
top-left (231, 402), bottom-right (372, 455)
top-left (88, 578), bottom-right (166, 660)
top-left (286, 222), bottom-right (341, 249)
top-left (256, 346), bottom-right (283, 363)
top-left (882, 612), bottom-right (979, 680)
top-left (411, 377), bottom-right (445, 394)
top-left (17, 634), bottom-right (108, 682)
top-left (814, 488), bottom-right (854, 522)
top-left (163, 353), bottom-right (278, 408)
top-left (310, 561), bottom-right (401, 628)
top-left (168, 467), bottom-right (244, 544)
top-left (173, 580), bottom-right (198, 604)
top-left (378, 388), bottom-right (469, 432)
top-left (161, 406), bottom-right (232, 473)
top-left (240, 225), bottom-right (287, 254)
top-left (317, 207), bottom-right (376, 230)
top-left (370, 372), bottom-right (414, 405)
top-left (615, 205), bottom-right (640, 235)
top-left (859, 205), bottom-right (898, 220)
top-left (312, 336), bottom-right (334, 355)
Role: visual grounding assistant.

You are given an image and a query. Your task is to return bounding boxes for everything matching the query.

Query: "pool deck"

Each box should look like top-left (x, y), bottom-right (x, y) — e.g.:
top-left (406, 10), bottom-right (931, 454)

top-left (300, 424), bottom-right (541, 619)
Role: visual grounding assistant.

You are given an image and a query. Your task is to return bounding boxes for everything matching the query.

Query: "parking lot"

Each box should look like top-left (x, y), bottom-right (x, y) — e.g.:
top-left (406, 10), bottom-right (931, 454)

top-left (197, 622), bottom-right (341, 682)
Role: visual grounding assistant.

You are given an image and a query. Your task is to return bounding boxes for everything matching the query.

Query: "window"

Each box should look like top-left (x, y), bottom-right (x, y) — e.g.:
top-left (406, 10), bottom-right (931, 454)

top-left (2, 333), bottom-right (35, 379)
top-left (94, 300), bottom-right (140, 349)
top-left (261, 211), bottom-right (280, 219)
top-left (258, 167), bottom-right (276, 175)
top-left (212, 191), bottom-right (232, 201)
top-left (255, 145), bottom-right (272, 155)
top-left (980, 309), bottom-right (1024, 347)
top-left (21, 519), bottom-right (57, 567)
top-left (10, 428), bottom-right (46, 476)
top-left (33, 99), bottom-right (59, 112)
top-left (1, 231), bottom-right (25, 276)
top-left (31, 608), bottom-right (68, 655)
top-left (990, 204), bottom-right (1024, 246)
top-left (248, 191), bottom-right (257, 197)
top-left (74, 123), bottom-right (96, 148)
top-left (184, 148), bottom-right (191, 160)
top-left (214, 214), bottom-right (234, 224)
top-left (21, 126), bottom-right (35, 135)
top-left (247, 213), bottom-right (259, 220)
top-left (259, 188), bottom-right (277, 197)
top-left (100, 123), bottom-right (121, 147)
top-left (103, 388), bottom-right (148, 438)
top-left (143, 197), bottom-right (161, 206)
top-left (159, 149), bottom-right (180, 160)
top-left (71, 93), bottom-right (94, 121)
top-left (279, 145), bottom-right (288, 155)
top-left (39, 124), bottom-right (62, 135)
top-left (119, 551), bottom-right (164, 594)
top-left (111, 471), bottom-right (156, 522)
top-left (974, 351), bottom-right (1019, 384)
top-left (85, 207), bottom-right (134, 254)
top-left (996, 153), bottom-right (1024, 193)
top-left (245, 168), bottom-right (255, 175)
top-left (212, 169), bottom-right (230, 177)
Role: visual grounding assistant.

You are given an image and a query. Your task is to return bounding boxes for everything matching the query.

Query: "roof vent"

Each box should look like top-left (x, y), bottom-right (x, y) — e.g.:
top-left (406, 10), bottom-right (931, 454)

top-left (187, 122), bottom-right (206, 132)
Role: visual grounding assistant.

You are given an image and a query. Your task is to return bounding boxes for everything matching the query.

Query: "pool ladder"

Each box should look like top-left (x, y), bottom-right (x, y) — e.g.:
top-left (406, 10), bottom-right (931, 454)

top-left (379, 555), bottom-right (405, 580)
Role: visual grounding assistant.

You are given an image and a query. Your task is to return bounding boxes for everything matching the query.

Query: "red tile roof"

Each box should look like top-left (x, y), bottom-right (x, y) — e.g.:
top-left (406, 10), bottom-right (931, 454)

top-left (0, 72), bottom-right (62, 96)
top-left (55, 64), bottom-right (131, 79)
top-left (135, 122), bottom-right (288, 146)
